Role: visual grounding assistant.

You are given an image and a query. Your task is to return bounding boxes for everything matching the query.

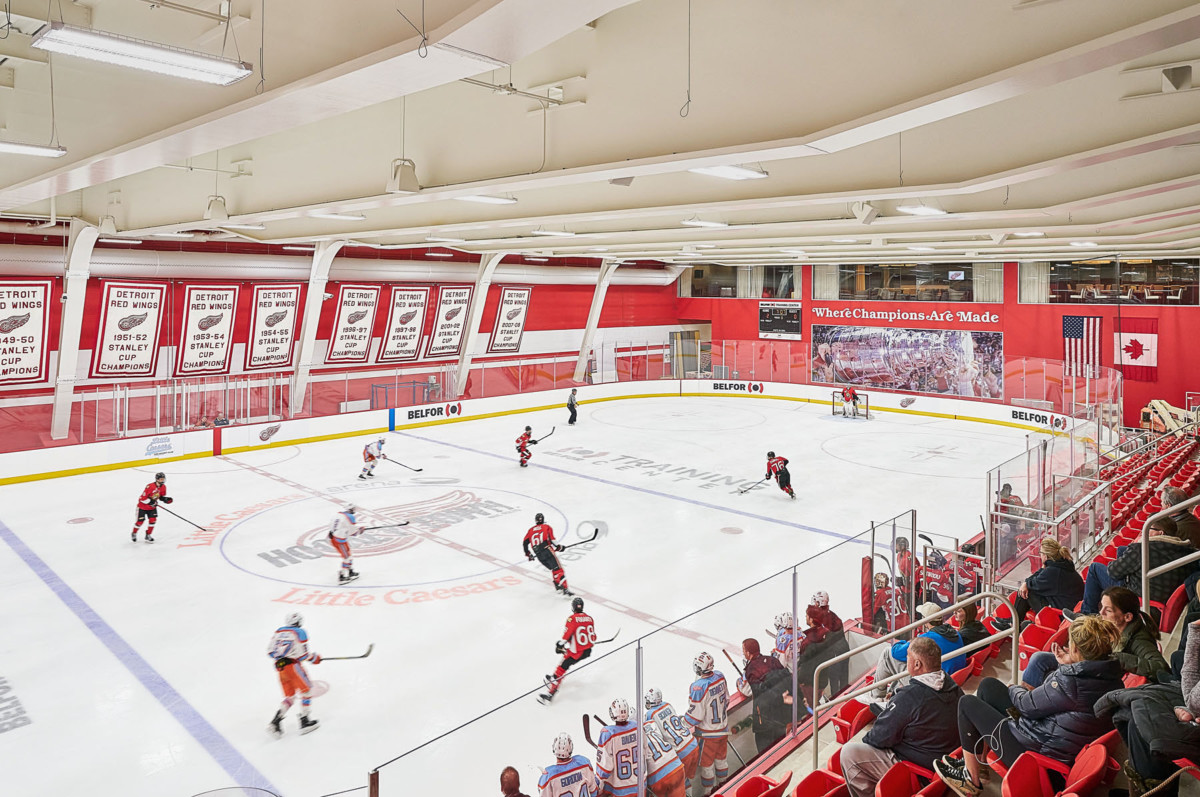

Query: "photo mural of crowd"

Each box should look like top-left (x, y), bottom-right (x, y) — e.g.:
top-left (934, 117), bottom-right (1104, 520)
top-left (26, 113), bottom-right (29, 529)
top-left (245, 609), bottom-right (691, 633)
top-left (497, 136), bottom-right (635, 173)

top-left (811, 325), bottom-right (1004, 399)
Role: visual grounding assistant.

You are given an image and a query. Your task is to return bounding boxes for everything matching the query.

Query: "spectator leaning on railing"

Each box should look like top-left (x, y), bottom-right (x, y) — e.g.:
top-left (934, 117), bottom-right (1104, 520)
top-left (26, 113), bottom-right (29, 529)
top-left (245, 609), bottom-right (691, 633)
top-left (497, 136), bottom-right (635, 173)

top-left (1068, 516), bottom-right (1199, 617)
top-left (953, 603), bottom-right (989, 648)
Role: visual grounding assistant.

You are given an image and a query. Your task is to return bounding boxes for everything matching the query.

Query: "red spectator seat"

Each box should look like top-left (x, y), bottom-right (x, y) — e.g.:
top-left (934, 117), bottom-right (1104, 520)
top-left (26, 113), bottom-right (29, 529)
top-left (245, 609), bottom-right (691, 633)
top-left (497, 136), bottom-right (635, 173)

top-left (1151, 583), bottom-right (1190, 634)
top-left (951, 662), bottom-right (972, 687)
top-left (1000, 742), bottom-right (1109, 797)
top-left (1018, 624), bottom-right (1056, 669)
top-left (792, 768), bottom-right (845, 797)
top-left (876, 761), bottom-right (935, 797)
top-left (1033, 607), bottom-right (1064, 630)
top-left (733, 770), bottom-right (792, 797)
top-left (824, 746), bottom-right (843, 775)
top-left (969, 648), bottom-right (989, 677)
top-left (832, 699), bottom-right (874, 744)
top-left (1123, 673), bottom-right (1149, 688)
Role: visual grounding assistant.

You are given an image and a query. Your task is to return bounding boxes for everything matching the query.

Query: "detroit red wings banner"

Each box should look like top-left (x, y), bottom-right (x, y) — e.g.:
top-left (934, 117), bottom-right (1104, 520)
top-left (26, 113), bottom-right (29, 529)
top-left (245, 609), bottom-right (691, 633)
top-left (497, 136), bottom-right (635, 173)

top-left (91, 281), bottom-right (167, 378)
top-left (424, 286), bottom-right (472, 359)
top-left (175, 285), bottom-right (239, 376)
top-left (325, 284), bottom-right (380, 364)
top-left (0, 279), bottom-right (51, 385)
top-left (487, 287), bottom-right (531, 353)
top-left (377, 287), bottom-right (430, 363)
top-left (246, 283), bottom-right (301, 370)
top-left (1114, 317), bottom-right (1158, 382)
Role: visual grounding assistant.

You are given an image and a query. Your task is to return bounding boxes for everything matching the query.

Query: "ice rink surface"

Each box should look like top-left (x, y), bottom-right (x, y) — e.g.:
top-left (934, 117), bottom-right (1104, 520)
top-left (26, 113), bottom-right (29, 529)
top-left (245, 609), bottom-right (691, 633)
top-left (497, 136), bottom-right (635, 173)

top-left (0, 396), bottom-right (1031, 797)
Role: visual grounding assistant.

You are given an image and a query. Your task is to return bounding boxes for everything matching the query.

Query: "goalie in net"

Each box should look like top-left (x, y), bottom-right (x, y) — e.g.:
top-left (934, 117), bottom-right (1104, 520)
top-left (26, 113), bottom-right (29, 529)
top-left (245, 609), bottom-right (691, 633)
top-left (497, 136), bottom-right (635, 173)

top-left (832, 386), bottom-right (868, 418)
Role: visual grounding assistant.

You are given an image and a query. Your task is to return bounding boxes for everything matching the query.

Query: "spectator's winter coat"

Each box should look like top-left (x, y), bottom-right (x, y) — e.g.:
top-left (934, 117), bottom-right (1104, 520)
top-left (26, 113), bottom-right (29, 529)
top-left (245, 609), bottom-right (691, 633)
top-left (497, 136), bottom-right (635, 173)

top-left (1107, 536), bottom-right (1199, 604)
top-left (1095, 682), bottom-right (1200, 761)
top-left (1005, 658), bottom-right (1124, 762)
top-left (1024, 558), bottom-right (1085, 611)
top-left (890, 624), bottom-right (966, 675)
top-left (862, 672), bottom-right (963, 770)
top-left (957, 620), bottom-right (990, 648)
top-left (1183, 627), bottom-right (1200, 716)
top-left (1111, 618), bottom-right (1168, 680)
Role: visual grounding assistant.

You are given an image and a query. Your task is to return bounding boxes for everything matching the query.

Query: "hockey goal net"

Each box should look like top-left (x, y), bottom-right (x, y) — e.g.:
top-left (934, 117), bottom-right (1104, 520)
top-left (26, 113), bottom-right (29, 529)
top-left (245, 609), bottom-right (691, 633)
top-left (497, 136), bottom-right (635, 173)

top-left (831, 389), bottom-right (870, 419)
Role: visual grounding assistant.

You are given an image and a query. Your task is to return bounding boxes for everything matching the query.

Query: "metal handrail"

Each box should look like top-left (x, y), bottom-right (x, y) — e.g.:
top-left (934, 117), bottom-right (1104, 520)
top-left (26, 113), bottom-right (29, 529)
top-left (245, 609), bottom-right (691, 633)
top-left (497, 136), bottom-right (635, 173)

top-left (1142, 491), bottom-right (1200, 601)
top-left (810, 590), bottom-right (1020, 769)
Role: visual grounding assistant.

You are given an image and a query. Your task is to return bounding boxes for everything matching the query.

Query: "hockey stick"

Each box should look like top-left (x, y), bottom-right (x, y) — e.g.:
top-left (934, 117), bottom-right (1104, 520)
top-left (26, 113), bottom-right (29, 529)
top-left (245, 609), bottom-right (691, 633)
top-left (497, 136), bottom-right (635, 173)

top-left (360, 522), bottom-right (410, 531)
top-left (582, 714), bottom-right (598, 748)
top-left (559, 529), bottom-right (600, 551)
top-left (321, 644), bottom-right (374, 661)
top-left (535, 427), bottom-right (556, 443)
top-left (737, 477), bottom-right (770, 495)
top-left (385, 459), bottom-right (423, 473)
top-left (595, 628), bottom-right (621, 645)
top-left (155, 504), bottom-right (209, 532)
top-left (721, 649), bottom-right (744, 678)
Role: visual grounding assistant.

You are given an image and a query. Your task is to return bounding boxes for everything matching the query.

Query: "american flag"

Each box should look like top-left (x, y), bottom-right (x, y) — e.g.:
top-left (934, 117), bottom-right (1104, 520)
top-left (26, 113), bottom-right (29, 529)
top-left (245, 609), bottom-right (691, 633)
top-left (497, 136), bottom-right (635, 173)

top-left (1062, 315), bottom-right (1102, 377)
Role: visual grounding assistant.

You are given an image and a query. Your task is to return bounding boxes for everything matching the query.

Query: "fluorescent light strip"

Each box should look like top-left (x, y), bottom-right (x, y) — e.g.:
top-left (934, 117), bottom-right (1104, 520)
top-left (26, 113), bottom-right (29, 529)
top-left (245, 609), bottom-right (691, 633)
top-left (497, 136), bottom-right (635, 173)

top-left (0, 140), bottom-right (67, 158)
top-left (896, 205), bottom-right (948, 216)
top-left (681, 219), bottom-right (729, 228)
top-left (587, 247), bottom-right (610, 252)
top-left (149, 232), bottom-right (195, 239)
top-left (426, 235), bottom-right (466, 243)
top-left (525, 257), bottom-right (550, 262)
top-left (310, 212), bottom-right (366, 221)
top-left (31, 22), bottom-right (252, 86)
top-left (282, 246), bottom-right (314, 252)
top-left (832, 238), bottom-right (859, 244)
top-left (687, 164), bottom-right (768, 181)
top-left (455, 195), bottom-right (518, 205)
top-left (426, 252), bottom-right (455, 257)
top-left (98, 237), bottom-right (142, 244)
top-left (907, 246), bottom-right (937, 252)
top-left (1070, 241), bottom-right (1099, 248)
top-left (221, 223), bottom-right (266, 231)
top-left (530, 229), bottom-right (576, 237)
top-left (1012, 231), bottom-right (1045, 238)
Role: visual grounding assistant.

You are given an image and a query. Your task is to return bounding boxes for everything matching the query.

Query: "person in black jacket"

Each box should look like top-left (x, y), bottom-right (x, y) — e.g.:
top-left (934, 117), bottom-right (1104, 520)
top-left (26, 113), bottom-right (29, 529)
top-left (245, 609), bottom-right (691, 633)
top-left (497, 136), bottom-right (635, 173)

top-left (1071, 517), bottom-right (1198, 616)
top-left (954, 602), bottom-right (989, 648)
top-left (841, 637), bottom-right (963, 797)
top-left (1012, 537), bottom-right (1084, 622)
top-left (734, 638), bottom-right (791, 754)
top-left (934, 615), bottom-right (1123, 797)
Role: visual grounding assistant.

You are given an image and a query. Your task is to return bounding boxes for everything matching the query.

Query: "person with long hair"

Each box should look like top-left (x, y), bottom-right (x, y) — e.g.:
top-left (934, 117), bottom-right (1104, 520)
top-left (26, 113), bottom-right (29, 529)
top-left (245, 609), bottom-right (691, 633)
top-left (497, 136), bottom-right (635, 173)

top-left (1011, 537), bottom-right (1084, 622)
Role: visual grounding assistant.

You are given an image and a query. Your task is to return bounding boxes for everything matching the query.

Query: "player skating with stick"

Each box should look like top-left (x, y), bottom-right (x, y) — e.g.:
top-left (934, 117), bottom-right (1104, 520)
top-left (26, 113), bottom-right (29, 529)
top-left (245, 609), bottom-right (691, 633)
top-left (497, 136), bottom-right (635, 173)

top-left (538, 732), bottom-right (598, 797)
top-left (765, 451), bottom-right (796, 499)
top-left (523, 513), bottom-right (573, 596)
top-left (329, 505), bottom-right (363, 585)
top-left (359, 437), bottom-right (387, 480)
top-left (516, 425), bottom-right (536, 467)
top-left (839, 385), bottom-right (861, 418)
top-left (538, 597), bottom-right (596, 704)
top-left (132, 471), bottom-right (173, 543)
top-left (267, 612), bottom-right (322, 737)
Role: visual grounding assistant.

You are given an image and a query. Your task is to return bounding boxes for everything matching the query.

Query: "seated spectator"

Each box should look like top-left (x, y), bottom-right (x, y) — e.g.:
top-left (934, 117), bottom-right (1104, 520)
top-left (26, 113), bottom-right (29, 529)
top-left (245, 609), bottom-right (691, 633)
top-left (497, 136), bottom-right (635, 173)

top-left (840, 637), bottom-right (963, 797)
top-left (1069, 516), bottom-right (1198, 617)
top-left (735, 638), bottom-right (790, 754)
top-left (796, 591), bottom-right (850, 705)
top-left (500, 765), bottom-right (530, 797)
top-left (954, 602), bottom-right (989, 648)
top-left (1011, 537), bottom-right (1084, 622)
top-left (195, 416), bottom-right (212, 429)
top-left (870, 602), bottom-right (966, 700)
top-left (934, 615), bottom-right (1123, 796)
top-left (1023, 586), bottom-right (1167, 687)
top-left (213, 413), bottom-right (230, 426)
top-left (1095, 621), bottom-right (1200, 797)
top-left (1163, 485), bottom-right (1200, 547)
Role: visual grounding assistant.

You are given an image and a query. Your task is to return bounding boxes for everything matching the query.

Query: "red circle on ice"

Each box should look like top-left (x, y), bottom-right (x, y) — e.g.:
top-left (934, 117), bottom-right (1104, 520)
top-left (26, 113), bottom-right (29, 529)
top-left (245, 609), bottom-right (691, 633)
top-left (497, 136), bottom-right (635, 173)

top-left (67, 517), bottom-right (93, 524)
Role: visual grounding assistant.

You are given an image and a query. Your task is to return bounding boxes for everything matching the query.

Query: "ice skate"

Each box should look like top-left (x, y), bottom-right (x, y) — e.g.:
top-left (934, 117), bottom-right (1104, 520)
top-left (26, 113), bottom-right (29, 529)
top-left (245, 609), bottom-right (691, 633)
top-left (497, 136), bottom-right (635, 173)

top-left (268, 711), bottom-right (283, 738)
top-left (131, 532), bottom-right (137, 542)
top-left (358, 474), bottom-right (367, 480)
top-left (144, 534), bottom-right (154, 543)
top-left (339, 570), bottom-right (360, 585)
top-left (299, 715), bottom-right (319, 734)
top-left (537, 691), bottom-right (555, 705)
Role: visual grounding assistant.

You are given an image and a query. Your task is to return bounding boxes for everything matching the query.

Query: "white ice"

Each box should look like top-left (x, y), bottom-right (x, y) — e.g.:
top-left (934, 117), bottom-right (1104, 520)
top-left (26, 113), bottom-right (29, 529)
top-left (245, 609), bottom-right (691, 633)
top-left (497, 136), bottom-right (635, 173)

top-left (0, 396), bottom-right (1030, 797)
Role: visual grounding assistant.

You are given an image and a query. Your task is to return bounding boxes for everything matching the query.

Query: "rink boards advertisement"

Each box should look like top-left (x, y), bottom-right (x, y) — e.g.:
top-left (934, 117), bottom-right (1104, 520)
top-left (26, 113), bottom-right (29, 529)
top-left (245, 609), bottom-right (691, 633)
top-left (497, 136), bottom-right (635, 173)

top-left (325, 284), bottom-right (380, 364)
top-left (245, 283), bottom-right (302, 371)
top-left (0, 279), bottom-right (51, 386)
top-left (174, 284), bottom-right (239, 376)
top-left (424, 286), bottom-right (472, 359)
top-left (89, 280), bottom-right (167, 378)
top-left (487, 287), bottom-right (532, 353)
top-left (376, 287), bottom-right (429, 363)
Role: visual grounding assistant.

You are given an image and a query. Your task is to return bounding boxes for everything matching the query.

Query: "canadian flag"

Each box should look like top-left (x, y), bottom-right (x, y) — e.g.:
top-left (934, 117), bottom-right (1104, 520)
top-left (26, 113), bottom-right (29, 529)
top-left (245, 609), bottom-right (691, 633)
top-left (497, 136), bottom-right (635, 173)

top-left (1114, 317), bottom-right (1158, 382)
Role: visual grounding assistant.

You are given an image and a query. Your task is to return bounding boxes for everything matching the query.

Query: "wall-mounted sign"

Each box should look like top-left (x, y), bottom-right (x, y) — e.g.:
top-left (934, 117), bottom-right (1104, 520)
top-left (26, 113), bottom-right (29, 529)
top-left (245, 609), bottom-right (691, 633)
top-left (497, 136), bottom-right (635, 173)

top-left (758, 301), bottom-right (803, 340)
top-left (90, 281), bottom-right (166, 378)
top-left (175, 284), bottom-right (239, 376)
top-left (425, 286), bottom-right (473, 359)
top-left (246, 283), bottom-right (301, 371)
top-left (487, 287), bottom-right (532, 353)
top-left (0, 279), bottom-right (51, 385)
top-left (325, 284), bottom-right (380, 363)
top-left (377, 287), bottom-right (430, 363)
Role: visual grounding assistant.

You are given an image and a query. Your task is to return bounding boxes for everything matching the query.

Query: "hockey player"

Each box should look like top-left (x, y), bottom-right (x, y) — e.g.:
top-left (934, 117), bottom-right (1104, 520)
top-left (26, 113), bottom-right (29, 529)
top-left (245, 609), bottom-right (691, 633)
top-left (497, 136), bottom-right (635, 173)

top-left (266, 612), bottom-right (321, 737)
top-left (329, 504), bottom-right (362, 584)
top-left (538, 732), bottom-right (599, 797)
top-left (765, 451), bottom-right (796, 499)
top-left (685, 652), bottom-right (730, 795)
top-left (359, 436), bottom-right (387, 480)
top-left (523, 512), bottom-right (571, 596)
top-left (516, 425), bottom-right (537, 467)
top-left (595, 698), bottom-right (685, 797)
top-left (538, 596), bottom-right (596, 704)
top-left (645, 688), bottom-right (700, 795)
top-left (840, 385), bottom-right (860, 417)
top-left (132, 471), bottom-right (173, 542)
top-left (770, 612), bottom-right (802, 671)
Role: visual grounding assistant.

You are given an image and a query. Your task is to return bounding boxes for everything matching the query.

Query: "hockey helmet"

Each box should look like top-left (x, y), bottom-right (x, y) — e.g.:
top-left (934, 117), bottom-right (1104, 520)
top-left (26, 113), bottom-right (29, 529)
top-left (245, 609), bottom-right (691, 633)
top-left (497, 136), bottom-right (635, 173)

top-left (767, 451), bottom-right (775, 459)
top-left (535, 512), bottom-right (545, 524)
top-left (377, 437), bottom-right (386, 446)
top-left (154, 471), bottom-right (166, 481)
top-left (525, 425), bottom-right (532, 432)
top-left (692, 651), bottom-right (715, 676)
top-left (874, 572), bottom-right (890, 589)
top-left (609, 698), bottom-right (630, 723)
top-left (284, 612), bottom-right (303, 627)
top-left (774, 611), bottom-right (793, 630)
top-left (572, 597), bottom-right (584, 614)
top-left (810, 591), bottom-right (830, 608)
top-left (551, 732), bottom-right (574, 759)
top-left (644, 687), bottom-right (663, 709)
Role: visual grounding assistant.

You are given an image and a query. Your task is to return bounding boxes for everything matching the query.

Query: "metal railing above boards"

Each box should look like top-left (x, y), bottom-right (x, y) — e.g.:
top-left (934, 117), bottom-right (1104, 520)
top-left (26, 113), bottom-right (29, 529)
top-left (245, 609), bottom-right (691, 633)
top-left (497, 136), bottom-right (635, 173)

top-left (1141, 491), bottom-right (1200, 610)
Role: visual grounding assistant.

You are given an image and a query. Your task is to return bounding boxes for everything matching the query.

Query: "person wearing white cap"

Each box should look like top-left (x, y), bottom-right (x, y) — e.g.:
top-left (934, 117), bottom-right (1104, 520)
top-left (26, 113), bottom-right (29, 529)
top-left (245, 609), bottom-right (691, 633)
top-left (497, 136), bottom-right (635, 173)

top-left (869, 601), bottom-right (966, 702)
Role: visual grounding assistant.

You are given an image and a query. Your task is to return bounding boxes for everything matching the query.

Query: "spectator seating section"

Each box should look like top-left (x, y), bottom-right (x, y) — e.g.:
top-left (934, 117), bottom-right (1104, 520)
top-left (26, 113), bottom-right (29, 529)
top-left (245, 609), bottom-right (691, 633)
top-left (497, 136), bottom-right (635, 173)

top-left (999, 742), bottom-right (1110, 797)
top-left (791, 768), bottom-right (846, 797)
top-left (832, 700), bottom-right (875, 745)
top-left (733, 770), bottom-right (792, 797)
top-left (875, 761), bottom-right (947, 797)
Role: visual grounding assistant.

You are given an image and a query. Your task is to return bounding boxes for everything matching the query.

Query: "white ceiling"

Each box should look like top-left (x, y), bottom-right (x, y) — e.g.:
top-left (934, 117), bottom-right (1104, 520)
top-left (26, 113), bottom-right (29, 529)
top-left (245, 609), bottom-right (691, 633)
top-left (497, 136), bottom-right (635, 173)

top-left (2, 0), bottom-right (1200, 267)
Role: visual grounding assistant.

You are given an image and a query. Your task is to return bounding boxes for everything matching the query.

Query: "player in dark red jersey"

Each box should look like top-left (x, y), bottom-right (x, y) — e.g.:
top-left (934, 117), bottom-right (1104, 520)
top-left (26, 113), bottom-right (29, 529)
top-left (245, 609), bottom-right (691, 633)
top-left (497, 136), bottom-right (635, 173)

top-left (523, 512), bottom-right (571, 596)
top-left (516, 425), bottom-right (537, 467)
top-left (839, 386), bottom-right (860, 417)
top-left (132, 471), bottom-right (172, 543)
top-left (538, 596), bottom-right (597, 704)
top-left (765, 452), bottom-right (796, 499)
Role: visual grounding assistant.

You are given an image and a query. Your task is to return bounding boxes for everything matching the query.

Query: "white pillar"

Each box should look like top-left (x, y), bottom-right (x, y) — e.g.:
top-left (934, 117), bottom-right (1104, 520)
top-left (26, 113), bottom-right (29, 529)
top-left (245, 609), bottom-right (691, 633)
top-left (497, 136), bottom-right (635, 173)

top-left (574, 259), bottom-right (620, 381)
top-left (289, 240), bottom-right (344, 416)
top-left (50, 220), bottom-right (99, 439)
top-left (453, 252), bottom-right (506, 397)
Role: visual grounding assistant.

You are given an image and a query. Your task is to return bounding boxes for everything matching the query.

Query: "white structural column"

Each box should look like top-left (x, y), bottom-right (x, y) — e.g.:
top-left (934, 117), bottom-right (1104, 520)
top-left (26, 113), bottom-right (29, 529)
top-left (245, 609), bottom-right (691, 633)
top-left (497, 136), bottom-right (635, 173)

top-left (50, 220), bottom-right (100, 439)
top-left (453, 252), bottom-right (506, 398)
top-left (289, 240), bottom-right (344, 417)
top-left (573, 259), bottom-right (620, 382)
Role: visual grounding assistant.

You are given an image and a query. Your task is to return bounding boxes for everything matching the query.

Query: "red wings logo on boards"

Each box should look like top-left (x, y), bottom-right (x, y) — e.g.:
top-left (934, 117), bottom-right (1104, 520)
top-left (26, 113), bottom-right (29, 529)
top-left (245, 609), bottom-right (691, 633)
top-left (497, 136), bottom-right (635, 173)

top-left (444, 306), bottom-right (463, 321)
top-left (347, 310), bottom-right (369, 325)
top-left (197, 313), bottom-right (224, 331)
top-left (259, 424), bottom-right (282, 441)
top-left (0, 312), bottom-right (30, 333)
top-left (265, 310), bottom-right (288, 327)
top-left (900, 397), bottom-right (916, 408)
top-left (118, 312), bottom-right (148, 331)
top-left (398, 310), bottom-right (418, 325)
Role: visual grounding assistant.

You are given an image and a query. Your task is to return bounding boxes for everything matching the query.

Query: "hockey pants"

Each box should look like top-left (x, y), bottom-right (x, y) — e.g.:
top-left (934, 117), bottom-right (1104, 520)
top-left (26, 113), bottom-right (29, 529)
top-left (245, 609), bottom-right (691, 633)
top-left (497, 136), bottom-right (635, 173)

top-left (697, 736), bottom-right (729, 791)
top-left (536, 546), bottom-right (568, 591)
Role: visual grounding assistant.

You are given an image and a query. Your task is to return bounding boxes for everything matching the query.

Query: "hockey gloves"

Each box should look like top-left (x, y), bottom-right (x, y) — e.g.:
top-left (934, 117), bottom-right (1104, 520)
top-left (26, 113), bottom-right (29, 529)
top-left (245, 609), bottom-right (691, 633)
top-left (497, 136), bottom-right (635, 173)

top-left (555, 640), bottom-right (567, 654)
top-left (162, 497), bottom-right (173, 504)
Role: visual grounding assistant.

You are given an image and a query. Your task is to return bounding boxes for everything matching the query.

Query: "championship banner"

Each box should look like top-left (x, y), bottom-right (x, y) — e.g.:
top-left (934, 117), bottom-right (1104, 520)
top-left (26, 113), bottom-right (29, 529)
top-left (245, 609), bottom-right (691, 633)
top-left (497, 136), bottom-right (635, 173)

top-left (90, 281), bottom-right (167, 378)
top-left (377, 287), bottom-right (430, 363)
top-left (325, 283), bottom-right (380, 363)
top-left (0, 279), bottom-right (51, 385)
top-left (487, 287), bottom-right (531, 353)
top-left (425, 286), bottom-right (473, 359)
top-left (175, 284), bottom-right (239, 376)
top-left (246, 283), bottom-right (302, 370)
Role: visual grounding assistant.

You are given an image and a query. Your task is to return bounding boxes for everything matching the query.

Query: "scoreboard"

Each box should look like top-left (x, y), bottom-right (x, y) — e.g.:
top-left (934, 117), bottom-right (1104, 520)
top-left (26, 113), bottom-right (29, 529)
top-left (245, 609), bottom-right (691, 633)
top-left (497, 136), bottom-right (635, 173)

top-left (758, 301), bottom-right (802, 340)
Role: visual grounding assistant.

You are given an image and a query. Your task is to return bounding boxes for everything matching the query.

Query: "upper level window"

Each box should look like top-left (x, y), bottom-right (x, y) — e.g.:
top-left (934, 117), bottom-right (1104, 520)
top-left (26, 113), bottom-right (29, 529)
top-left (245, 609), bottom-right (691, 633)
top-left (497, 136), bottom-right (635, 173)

top-left (679, 264), bottom-right (738, 298)
top-left (812, 263), bottom-right (1001, 302)
top-left (761, 265), bottom-right (797, 299)
top-left (1019, 259), bottom-right (1199, 304)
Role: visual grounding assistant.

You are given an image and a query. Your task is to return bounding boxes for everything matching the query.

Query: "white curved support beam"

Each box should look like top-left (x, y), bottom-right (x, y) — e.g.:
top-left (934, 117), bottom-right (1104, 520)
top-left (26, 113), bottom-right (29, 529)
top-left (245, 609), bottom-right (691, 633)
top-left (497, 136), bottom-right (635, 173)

top-left (289, 240), bottom-right (345, 417)
top-left (453, 252), bottom-right (506, 397)
top-left (574, 259), bottom-right (620, 382)
top-left (49, 220), bottom-right (99, 440)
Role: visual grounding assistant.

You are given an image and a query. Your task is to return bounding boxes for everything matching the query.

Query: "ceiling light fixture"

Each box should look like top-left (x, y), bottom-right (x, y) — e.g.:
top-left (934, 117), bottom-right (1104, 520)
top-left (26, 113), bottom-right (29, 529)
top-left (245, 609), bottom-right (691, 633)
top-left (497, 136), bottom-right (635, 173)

top-left (896, 204), bottom-right (948, 216)
top-left (587, 247), bottom-right (610, 252)
top-left (907, 245), bottom-right (937, 252)
top-left (526, 257), bottom-right (550, 262)
top-left (426, 252), bottom-right (455, 258)
top-left (0, 140), bottom-right (67, 158)
top-left (204, 196), bottom-right (229, 223)
top-left (310, 211), bottom-right (366, 221)
top-left (687, 164), bottom-right (769, 181)
top-left (851, 202), bottom-right (879, 225)
top-left (681, 218), bottom-right (729, 228)
top-left (98, 237), bottom-right (142, 244)
top-left (1070, 241), bottom-right (1099, 248)
top-left (282, 245), bottom-right (314, 252)
top-left (149, 232), bottom-right (196, 239)
top-left (531, 229), bottom-right (576, 237)
top-left (832, 238), bottom-right (859, 244)
top-left (386, 158), bottom-right (420, 194)
top-left (1012, 231), bottom-right (1045, 238)
top-left (426, 234), bottom-right (466, 243)
top-left (31, 22), bottom-right (252, 85)
top-left (455, 194), bottom-right (518, 205)
top-left (221, 223), bottom-right (266, 231)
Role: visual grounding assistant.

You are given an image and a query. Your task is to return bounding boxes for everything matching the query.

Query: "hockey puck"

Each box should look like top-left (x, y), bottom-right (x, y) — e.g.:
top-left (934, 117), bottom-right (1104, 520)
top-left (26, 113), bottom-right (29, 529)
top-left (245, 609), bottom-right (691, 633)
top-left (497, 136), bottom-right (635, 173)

top-left (720, 526), bottom-right (744, 535)
top-left (67, 517), bottom-right (93, 524)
